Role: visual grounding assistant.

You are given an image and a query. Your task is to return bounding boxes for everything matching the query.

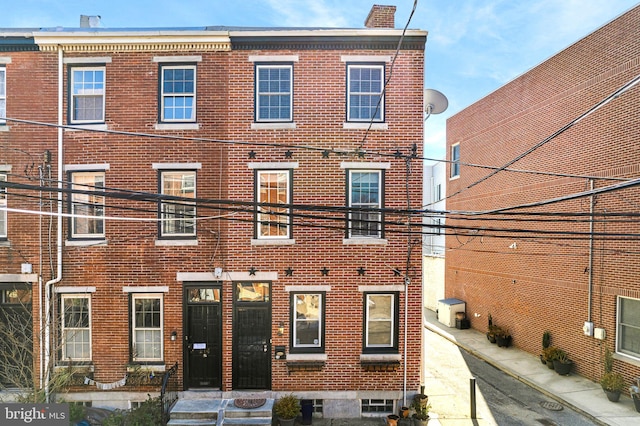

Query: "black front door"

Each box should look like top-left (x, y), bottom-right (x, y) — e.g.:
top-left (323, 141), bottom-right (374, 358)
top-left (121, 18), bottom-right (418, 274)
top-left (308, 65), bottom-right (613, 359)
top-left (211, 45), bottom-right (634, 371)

top-left (233, 282), bottom-right (271, 389)
top-left (185, 286), bottom-right (221, 388)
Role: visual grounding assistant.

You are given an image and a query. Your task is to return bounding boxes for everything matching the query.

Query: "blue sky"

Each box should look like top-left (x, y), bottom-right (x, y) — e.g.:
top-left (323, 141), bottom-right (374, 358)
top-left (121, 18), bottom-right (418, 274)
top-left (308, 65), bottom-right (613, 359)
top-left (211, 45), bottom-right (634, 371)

top-left (1, 0), bottom-right (637, 161)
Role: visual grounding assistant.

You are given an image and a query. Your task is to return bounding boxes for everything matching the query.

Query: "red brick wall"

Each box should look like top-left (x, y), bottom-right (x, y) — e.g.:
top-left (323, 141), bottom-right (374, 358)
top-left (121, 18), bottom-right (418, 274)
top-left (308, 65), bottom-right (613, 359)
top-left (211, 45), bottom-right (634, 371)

top-left (445, 5), bottom-right (640, 384)
top-left (1, 34), bottom-right (425, 399)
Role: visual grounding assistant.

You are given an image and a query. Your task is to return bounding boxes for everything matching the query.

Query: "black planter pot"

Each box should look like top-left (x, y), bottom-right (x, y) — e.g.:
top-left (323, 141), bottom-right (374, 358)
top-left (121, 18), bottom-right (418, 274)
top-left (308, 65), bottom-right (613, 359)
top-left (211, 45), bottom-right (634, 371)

top-left (496, 335), bottom-right (512, 348)
top-left (604, 389), bottom-right (621, 402)
top-left (633, 394), bottom-right (640, 413)
top-left (487, 333), bottom-right (496, 344)
top-left (553, 359), bottom-right (572, 375)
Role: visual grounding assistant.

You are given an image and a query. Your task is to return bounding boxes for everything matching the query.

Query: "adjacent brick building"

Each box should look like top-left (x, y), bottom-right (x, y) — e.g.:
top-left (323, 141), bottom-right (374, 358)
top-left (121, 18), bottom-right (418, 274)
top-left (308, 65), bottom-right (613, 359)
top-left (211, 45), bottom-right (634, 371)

top-left (445, 5), bottom-right (640, 385)
top-left (0, 5), bottom-right (428, 417)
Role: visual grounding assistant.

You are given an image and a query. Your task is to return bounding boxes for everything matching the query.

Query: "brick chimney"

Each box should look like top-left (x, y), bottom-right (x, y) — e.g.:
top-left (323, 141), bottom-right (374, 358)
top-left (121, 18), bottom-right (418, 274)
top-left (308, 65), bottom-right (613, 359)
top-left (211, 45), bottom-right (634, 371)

top-left (364, 5), bottom-right (396, 28)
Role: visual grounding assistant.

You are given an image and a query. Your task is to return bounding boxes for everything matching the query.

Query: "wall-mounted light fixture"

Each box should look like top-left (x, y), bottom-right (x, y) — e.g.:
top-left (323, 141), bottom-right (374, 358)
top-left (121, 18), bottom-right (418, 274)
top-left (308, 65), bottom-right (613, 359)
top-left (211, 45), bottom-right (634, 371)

top-left (170, 331), bottom-right (177, 341)
top-left (277, 322), bottom-right (285, 336)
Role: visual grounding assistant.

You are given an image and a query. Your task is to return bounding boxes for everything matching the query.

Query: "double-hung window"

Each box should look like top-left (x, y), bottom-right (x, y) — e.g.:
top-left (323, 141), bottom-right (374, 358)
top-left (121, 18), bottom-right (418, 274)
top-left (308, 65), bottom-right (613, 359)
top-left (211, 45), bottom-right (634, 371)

top-left (131, 294), bottom-right (163, 362)
top-left (364, 292), bottom-right (398, 352)
top-left (348, 170), bottom-right (383, 238)
top-left (70, 67), bottom-right (105, 124)
top-left (61, 295), bottom-right (91, 361)
top-left (160, 65), bottom-right (196, 122)
top-left (160, 171), bottom-right (196, 237)
top-left (291, 292), bottom-right (324, 353)
top-left (617, 296), bottom-right (640, 360)
top-left (256, 64), bottom-right (292, 122)
top-left (0, 66), bottom-right (6, 124)
top-left (256, 170), bottom-right (291, 239)
top-left (70, 172), bottom-right (105, 239)
top-left (347, 64), bottom-right (384, 122)
top-left (451, 143), bottom-right (460, 178)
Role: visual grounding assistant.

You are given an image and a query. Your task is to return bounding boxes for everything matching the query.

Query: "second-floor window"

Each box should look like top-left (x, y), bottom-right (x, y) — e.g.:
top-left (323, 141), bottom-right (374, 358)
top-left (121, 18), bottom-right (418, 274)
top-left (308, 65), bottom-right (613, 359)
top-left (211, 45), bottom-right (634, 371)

top-left (347, 64), bottom-right (384, 122)
top-left (348, 170), bottom-right (383, 238)
top-left (0, 66), bottom-right (6, 124)
top-left (255, 64), bottom-right (292, 122)
top-left (160, 171), bottom-right (196, 237)
top-left (160, 65), bottom-right (196, 122)
top-left (71, 172), bottom-right (105, 239)
top-left (70, 67), bottom-right (105, 124)
top-left (256, 170), bottom-right (291, 239)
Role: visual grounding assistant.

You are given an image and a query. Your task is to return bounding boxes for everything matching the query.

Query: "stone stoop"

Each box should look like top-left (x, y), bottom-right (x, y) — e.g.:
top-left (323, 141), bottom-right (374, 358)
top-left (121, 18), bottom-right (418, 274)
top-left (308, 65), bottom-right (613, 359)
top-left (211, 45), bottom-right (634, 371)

top-left (168, 396), bottom-right (273, 426)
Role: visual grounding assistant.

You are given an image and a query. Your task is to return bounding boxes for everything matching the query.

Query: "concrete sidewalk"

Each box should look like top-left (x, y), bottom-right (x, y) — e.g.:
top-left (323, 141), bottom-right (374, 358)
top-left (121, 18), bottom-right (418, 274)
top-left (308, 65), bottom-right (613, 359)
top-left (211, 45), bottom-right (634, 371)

top-left (422, 309), bottom-right (640, 426)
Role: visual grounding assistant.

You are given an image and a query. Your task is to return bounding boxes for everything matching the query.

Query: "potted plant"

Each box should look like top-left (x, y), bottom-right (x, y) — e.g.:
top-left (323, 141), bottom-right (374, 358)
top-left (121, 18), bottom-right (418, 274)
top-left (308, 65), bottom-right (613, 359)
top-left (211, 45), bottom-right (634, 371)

top-left (543, 346), bottom-right (559, 370)
top-left (495, 327), bottom-right (512, 348)
top-left (273, 393), bottom-right (301, 426)
top-left (600, 347), bottom-right (625, 402)
top-left (411, 393), bottom-right (431, 426)
top-left (486, 314), bottom-right (497, 343)
top-left (540, 331), bottom-right (551, 364)
top-left (552, 349), bottom-right (572, 375)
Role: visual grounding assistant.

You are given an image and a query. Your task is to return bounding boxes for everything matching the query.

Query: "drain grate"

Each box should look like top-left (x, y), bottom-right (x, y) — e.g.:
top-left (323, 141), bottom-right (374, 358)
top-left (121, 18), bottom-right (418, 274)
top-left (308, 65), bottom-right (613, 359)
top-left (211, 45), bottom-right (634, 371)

top-left (540, 401), bottom-right (563, 411)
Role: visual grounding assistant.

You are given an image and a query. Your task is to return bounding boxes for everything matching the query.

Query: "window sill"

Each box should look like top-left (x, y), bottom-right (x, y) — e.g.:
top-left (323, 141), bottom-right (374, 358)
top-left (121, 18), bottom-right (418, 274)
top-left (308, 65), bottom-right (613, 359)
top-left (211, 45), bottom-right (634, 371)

top-left (127, 364), bottom-right (166, 373)
top-left (155, 122), bottom-right (200, 131)
top-left (286, 354), bottom-right (326, 373)
top-left (65, 124), bottom-right (108, 132)
top-left (155, 239), bottom-right (198, 246)
top-left (0, 125), bottom-right (9, 132)
top-left (343, 237), bottom-right (388, 245)
top-left (66, 239), bottom-right (107, 247)
top-left (343, 122), bottom-right (388, 130)
top-left (251, 122), bottom-right (297, 130)
top-left (54, 363), bottom-right (94, 373)
top-left (613, 352), bottom-right (640, 368)
top-left (360, 354), bottom-right (401, 372)
top-left (251, 238), bottom-right (295, 246)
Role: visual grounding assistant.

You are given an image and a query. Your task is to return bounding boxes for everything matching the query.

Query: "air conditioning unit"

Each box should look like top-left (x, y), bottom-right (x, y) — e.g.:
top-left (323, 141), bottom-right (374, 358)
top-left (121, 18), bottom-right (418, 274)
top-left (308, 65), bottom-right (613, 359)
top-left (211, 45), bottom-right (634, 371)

top-left (437, 298), bottom-right (466, 327)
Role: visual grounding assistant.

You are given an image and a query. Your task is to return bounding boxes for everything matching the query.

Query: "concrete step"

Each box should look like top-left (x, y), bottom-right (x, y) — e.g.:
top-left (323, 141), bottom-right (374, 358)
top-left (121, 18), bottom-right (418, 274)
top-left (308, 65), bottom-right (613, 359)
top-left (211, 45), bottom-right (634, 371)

top-left (220, 417), bottom-right (273, 425)
top-left (167, 419), bottom-right (218, 426)
top-left (169, 398), bottom-right (222, 421)
top-left (224, 399), bottom-right (274, 419)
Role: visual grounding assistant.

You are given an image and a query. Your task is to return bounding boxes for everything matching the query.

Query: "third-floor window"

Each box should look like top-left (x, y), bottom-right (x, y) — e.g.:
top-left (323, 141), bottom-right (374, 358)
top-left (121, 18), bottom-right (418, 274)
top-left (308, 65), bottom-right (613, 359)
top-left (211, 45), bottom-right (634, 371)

top-left (70, 67), bottom-right (105, 124)
top-left (160, 65), bottom-right (196, 122)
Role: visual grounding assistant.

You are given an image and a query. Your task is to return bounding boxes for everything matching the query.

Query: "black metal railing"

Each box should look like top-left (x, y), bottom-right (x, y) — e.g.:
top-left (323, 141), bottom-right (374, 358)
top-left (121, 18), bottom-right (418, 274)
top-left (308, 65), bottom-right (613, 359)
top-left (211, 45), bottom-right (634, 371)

top-left (160, 362), bottom-right (179, 425)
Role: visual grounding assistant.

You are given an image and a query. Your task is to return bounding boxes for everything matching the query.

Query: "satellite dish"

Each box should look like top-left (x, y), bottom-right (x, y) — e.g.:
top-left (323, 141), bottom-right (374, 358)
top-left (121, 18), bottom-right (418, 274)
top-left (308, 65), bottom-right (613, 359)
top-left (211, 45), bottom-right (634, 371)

top-left (424, 89), bottom-right (448, 115)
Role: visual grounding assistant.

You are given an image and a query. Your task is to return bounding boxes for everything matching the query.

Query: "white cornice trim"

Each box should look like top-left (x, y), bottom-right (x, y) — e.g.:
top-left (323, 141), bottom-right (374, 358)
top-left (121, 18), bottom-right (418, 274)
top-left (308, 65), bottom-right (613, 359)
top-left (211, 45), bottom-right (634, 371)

top-left (34, 32), bottom-right (231, 52)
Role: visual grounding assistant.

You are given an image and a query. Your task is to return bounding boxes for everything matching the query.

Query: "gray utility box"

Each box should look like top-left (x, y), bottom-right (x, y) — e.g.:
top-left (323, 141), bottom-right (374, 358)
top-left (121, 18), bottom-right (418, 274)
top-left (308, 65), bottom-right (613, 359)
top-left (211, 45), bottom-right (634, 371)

top-left (437, 298), bottom-right (466, 327)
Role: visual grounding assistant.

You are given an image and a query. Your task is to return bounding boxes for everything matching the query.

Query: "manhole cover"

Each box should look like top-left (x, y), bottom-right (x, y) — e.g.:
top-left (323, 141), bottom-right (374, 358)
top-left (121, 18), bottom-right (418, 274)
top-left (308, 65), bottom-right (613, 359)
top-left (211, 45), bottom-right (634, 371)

top-left (540, 401), bottom-right (563, 411)
top-left (234, 399), bottom-right (266, 409)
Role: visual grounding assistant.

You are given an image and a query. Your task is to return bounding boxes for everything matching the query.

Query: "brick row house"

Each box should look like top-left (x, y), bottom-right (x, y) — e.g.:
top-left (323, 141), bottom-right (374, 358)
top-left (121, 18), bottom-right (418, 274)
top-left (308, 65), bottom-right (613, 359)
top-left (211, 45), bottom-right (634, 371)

top-left (445, 6), bottom-right (640, 386)
top-left (0, 5), bottom-right (428, 417)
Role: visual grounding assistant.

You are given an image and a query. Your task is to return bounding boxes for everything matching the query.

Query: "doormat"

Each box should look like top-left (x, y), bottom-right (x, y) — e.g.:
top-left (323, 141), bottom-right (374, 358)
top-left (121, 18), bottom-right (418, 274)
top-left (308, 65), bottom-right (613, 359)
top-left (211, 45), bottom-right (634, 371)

top-left (234, 399), bottom-right (266, 409)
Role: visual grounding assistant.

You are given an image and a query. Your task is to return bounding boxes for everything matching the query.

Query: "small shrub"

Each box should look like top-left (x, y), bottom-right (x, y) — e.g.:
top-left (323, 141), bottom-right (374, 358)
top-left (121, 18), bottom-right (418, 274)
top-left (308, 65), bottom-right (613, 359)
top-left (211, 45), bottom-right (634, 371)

top-left (274, 394), bottom-right (301, 419)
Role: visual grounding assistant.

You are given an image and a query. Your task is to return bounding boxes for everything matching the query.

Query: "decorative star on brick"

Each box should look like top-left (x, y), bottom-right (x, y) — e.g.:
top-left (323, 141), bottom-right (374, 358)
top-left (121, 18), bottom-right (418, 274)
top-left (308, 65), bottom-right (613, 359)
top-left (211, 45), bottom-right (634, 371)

top-left (284, 150), bottom-right (293, 159)
top-left (357, 266), bottom-right (366, 276)
top-left (322, 150), bottom-right (330, 158)
top-left (320, 267), bottom-right (329, 276)
top-left (248, 150), bottom-right (257, 159)
top-left (285, 267), bottom-right (294, 277)
top-left (248, 266), bottom-right (257, 276)
top-left (357, 150), bottom-right (366, 159)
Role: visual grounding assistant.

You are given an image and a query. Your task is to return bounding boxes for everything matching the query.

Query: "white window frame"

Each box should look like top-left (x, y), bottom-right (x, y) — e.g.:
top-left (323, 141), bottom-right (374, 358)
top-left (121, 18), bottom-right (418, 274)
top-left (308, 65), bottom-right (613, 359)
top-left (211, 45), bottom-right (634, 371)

top-left (451, 143), bottom-right (460, 178)
top-left (160, 170), bottom-right (196, 237)
top-left (160, 64), bottom-right (196, 123)
top-left (346, 63), bottom-right (384, 122)
top-left (617, 296), bottom-right (640, 360)
top-left (61, 294), bottom-right (92, 361)
top-left (0, 174), bottom-right (6, 238)
top-left (71, 171), bottom-right (105, 239)
top-left (131, 293), bottom-right (163, 362)
top-left (348, 169), bottom-right (382, 238)
top-left (0, 66), bottom-right (6, 124)
top-left (256, 169), bottom-right (291, 239)
top-left (70, 66), bottom-right (106, 124)
top-left (292, 292), bottom-right (323, 351)
top-left (364, 293), bottom-right (396, 350)
top-left (255, 64), bottom-right (293, 122)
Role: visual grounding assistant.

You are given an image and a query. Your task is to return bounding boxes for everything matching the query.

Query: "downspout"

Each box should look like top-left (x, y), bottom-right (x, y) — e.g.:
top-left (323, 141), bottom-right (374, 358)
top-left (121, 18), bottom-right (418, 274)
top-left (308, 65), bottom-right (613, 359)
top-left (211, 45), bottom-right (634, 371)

top-left (44, 45), bottom-right (64, 402)
top-left (587, 179), bottom-right (594, 322)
